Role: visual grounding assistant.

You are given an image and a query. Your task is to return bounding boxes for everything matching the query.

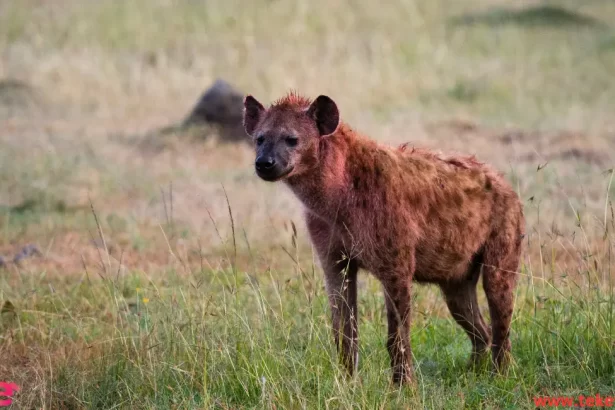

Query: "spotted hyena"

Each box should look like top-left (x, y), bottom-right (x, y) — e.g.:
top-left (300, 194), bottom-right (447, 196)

top-left (243, 91), bottom-right (525, 385)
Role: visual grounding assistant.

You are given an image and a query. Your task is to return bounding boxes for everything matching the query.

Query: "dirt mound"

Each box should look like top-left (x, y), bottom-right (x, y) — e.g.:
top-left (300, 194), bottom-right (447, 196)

top-left (137, 79), bottom-right (249, 150)
top-left (183, 78), bottom-right (246, 142)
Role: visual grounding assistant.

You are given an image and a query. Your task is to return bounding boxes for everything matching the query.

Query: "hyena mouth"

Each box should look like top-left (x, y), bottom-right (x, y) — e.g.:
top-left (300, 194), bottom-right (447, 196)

top-left (256, 166), bottom-right (294, 182)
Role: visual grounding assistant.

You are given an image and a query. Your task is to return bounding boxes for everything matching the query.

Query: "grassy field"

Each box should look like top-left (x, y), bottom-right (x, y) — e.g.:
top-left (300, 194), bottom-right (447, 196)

top-left (1, 0), bottom-right (615, 408)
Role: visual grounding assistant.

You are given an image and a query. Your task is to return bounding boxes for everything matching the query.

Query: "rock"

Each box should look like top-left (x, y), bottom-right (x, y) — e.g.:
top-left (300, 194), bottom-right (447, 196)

top-left (183, 79), bottom-right (248, 143)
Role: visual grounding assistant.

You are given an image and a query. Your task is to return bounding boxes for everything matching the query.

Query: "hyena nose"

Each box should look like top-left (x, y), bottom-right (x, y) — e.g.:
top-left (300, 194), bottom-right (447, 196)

top-left (255, 156), bottom-right (276, 171)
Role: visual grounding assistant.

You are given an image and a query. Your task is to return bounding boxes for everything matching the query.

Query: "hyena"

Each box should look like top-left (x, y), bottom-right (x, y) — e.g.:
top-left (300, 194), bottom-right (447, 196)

top-left (242, 91), bottom-right (525, 385)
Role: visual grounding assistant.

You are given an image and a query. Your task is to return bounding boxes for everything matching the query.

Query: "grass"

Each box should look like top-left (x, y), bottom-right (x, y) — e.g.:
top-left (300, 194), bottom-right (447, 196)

top-left (1, 0), bottom-right (615, 408)
top-left (2, 247), bottom-right (615, 409)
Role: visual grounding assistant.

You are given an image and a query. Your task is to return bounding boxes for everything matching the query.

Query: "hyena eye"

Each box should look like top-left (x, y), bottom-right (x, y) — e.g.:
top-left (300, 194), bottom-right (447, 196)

top-left (255, 136), bottom-right (265, 146)
top-left (285, 136), bottom-right (298, 147)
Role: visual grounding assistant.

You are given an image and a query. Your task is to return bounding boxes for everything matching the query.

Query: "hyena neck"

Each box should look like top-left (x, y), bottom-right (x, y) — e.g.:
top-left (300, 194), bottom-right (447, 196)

top-left (285, 125), bottom-right (355, 223)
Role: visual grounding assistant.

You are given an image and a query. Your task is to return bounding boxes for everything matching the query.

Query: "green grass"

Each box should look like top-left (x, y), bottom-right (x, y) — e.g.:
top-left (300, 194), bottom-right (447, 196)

top-left (2, 262), bottom-right (615, 409)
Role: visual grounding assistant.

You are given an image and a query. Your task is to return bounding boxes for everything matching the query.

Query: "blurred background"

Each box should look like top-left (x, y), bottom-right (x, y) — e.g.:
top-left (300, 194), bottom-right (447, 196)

top-left (2, 1), bottom-right (615, 408)
top-left (0, 0), bottom-right (614, 283)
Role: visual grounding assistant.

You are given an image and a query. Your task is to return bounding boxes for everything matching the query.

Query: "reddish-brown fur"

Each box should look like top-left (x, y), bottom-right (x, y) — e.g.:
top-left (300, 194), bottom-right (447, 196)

top-left (243, 91), bottom-right (525, 385)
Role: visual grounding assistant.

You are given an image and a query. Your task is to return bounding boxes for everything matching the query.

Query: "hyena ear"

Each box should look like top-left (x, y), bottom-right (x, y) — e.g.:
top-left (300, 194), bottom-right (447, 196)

top-left (243, 95), bottom-right (265, 136)
top-left (307, 95), bottom-right (339, 136)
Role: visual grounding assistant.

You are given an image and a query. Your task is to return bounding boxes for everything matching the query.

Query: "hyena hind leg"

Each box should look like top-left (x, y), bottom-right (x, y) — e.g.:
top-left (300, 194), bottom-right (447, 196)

top-left (482, 238), bottom-right (522, 371)
top-left (441, 263), bottom-right (491, 369)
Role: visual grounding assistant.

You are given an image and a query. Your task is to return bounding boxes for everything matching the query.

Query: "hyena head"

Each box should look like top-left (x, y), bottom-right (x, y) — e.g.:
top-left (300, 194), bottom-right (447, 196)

top-left (242, 93), bottom-right (340, 182)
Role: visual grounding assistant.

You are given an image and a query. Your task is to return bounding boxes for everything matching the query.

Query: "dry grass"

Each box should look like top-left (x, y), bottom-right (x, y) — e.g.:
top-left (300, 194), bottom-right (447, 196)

top-left (1, 0), bottom-right (615, 408)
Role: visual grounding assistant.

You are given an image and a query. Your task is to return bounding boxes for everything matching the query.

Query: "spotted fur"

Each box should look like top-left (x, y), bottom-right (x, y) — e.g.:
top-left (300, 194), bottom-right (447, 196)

top-left (243, 92), bottom-right (525, 385)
